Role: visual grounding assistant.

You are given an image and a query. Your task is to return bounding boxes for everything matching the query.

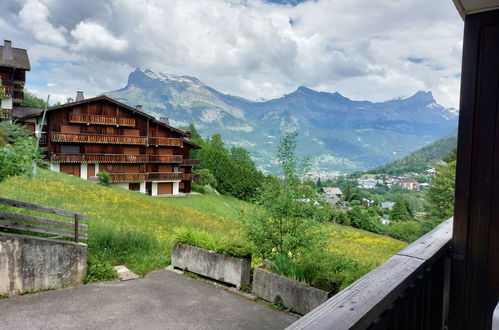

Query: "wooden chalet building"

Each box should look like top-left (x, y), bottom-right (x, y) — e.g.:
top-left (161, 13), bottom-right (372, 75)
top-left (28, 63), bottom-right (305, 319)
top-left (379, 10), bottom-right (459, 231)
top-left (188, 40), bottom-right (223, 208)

top-left (0, 40), bottom-right (30, 120)
top-left (22, 95), bottom-right (200, 196)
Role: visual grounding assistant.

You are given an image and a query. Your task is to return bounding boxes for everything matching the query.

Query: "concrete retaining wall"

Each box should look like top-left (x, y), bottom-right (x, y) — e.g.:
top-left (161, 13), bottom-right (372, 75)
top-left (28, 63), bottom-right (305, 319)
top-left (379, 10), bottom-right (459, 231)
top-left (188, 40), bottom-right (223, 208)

top-left (0, 232), bottom-right (87, 296)
top-left (171, 242), bottom-right (250, 289)
top-left (252, 266), bottom-right (331, 315)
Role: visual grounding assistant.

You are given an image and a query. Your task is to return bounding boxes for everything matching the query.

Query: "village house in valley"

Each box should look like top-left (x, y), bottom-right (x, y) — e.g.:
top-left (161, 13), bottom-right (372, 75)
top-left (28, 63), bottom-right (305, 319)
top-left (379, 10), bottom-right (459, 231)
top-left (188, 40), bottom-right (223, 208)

top-left (22, 94), bottom-right (201, 196)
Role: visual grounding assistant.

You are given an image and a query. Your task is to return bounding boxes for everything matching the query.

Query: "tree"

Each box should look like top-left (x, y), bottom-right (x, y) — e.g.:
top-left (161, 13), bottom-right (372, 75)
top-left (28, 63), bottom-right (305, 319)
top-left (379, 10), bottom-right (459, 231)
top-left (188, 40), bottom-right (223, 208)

top-left (242, 131), bottom-right (328, 258)
top-left (390, 199), bottom-right (413, 222)
top-left (425, 159), bottom-right (456, 219)
top-left (23, 91), bottom-right (47, 108)
top-left (0, 122), bottom-right (43, 182)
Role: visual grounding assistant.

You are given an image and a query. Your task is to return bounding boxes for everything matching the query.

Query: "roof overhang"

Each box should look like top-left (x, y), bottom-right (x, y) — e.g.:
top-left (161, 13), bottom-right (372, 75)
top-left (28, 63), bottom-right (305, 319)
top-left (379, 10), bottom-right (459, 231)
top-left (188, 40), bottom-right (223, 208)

top-left (453, 0), bottom-right (499, 19)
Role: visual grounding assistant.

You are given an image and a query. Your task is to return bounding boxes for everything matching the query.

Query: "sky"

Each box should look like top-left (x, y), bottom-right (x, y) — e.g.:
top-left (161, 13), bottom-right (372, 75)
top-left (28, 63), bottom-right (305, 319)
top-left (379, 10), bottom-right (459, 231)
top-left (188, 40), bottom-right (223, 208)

top-left (2, 0), bottom-right (464, 108)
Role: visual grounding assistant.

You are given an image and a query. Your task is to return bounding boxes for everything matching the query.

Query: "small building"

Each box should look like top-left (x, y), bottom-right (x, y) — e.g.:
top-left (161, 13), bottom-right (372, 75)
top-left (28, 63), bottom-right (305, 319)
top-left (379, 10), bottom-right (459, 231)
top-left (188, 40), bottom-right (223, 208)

top-left (381, 201), bottom-right (395, 210)
top-left (21, 94), bottom-right (201, 196)
top-left (426, 167), bottom-right (437, 177)
top-left (323, 187), bottom-right (343, 198)
top-left (362, 197), bottom-right (375, 208)
top-left (0, 40), bottom-right (30, 120)
top-left (398, 180), bottom-right (420, 190)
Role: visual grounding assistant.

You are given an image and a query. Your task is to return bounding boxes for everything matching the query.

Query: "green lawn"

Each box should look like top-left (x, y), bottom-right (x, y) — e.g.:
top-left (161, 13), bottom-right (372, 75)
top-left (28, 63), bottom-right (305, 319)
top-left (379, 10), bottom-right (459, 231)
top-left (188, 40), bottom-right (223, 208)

top-left (0, 169), bottom-right (406, 280)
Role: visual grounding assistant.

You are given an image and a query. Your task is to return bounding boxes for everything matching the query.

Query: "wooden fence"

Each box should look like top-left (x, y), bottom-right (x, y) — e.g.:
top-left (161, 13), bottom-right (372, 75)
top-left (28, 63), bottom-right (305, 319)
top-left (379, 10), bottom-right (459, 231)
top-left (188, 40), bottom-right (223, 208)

top-left (0, 197), bottom-right (88, 242)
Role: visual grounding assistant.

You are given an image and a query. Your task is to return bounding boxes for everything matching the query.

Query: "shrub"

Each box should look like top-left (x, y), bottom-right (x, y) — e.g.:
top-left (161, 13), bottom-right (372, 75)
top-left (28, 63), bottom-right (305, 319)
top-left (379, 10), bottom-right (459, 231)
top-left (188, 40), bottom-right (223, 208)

top-left (268, 251), bottom-right (361, 292)
top-left (97, 171), bottom-right (111, 186)
top-left (0, 122), bottom-right (43, 182)
top-left (174, 227), bottom-right (251, 258)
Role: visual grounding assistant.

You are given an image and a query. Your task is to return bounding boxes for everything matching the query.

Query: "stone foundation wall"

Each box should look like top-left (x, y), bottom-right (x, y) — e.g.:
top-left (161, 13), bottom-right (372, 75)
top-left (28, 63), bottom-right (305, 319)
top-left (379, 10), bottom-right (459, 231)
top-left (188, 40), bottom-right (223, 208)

top-left (0, 232), bottom-right (87, 296)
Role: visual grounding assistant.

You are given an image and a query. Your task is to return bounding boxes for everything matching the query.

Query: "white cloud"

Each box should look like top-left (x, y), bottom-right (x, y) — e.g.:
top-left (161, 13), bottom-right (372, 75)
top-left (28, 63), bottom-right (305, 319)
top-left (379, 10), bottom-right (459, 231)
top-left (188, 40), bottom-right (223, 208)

top-left (7, 0), bottom-right (464, 107)
top-left (18, 0), bottom-right (68, 47)
top-left (70, 21), bottom-right (129, 54)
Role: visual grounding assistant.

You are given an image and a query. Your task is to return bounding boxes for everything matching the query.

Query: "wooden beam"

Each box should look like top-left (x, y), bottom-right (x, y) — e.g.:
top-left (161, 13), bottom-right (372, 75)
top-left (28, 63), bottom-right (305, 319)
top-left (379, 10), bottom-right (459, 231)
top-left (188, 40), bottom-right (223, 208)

top-left (0, 211), bottom-right (87, 231)
top-left (0, 197), bottom-right (88, 220)
top-left (450, 8), bottom-right (499, 329)
top-left (0, 220), bottom-right (88, 240)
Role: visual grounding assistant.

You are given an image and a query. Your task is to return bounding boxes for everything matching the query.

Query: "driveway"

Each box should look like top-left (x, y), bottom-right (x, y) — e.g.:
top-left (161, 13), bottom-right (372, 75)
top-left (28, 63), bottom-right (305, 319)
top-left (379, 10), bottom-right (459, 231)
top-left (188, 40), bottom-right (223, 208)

top-left (0, 269), bottom-right (298, 330)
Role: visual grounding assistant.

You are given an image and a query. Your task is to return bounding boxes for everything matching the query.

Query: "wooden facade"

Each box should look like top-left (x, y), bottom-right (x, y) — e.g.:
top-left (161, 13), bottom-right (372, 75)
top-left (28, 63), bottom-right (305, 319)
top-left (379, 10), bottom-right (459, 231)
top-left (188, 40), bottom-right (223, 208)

top-left (23, 95), bottom-right (200, 196)
top-left (0, 40), bottom-right (30, 118)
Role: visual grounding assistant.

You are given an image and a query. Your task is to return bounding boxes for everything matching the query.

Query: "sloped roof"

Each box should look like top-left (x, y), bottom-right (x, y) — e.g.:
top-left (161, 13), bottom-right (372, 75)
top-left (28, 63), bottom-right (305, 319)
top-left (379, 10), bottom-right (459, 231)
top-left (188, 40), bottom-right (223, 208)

top-left (324, 187), bottom-right (343, 195)
top-left (0, 46), bottom-right (30, 70)
top-left (23, 95), bottom-right (188, 137)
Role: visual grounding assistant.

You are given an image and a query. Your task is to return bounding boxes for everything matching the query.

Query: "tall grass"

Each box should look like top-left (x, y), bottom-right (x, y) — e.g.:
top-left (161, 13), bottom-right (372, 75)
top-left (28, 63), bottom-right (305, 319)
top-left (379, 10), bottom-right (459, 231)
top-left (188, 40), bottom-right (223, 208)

top-left (174, 227), bottom-right (251, 258)
top-left (268, 252), bottom-right (374, 292)
top-left (0, 169), bottom-right (406, 283)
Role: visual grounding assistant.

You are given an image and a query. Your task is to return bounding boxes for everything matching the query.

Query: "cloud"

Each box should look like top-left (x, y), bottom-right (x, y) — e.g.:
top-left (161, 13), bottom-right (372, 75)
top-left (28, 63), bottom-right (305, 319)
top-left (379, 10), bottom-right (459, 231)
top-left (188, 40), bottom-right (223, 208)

top-left (70, 21), bottom-right (129, 55)
top-left (5, 0), bottom-right (463, 107)
top-left (18, 0), bottom-right (68, 47)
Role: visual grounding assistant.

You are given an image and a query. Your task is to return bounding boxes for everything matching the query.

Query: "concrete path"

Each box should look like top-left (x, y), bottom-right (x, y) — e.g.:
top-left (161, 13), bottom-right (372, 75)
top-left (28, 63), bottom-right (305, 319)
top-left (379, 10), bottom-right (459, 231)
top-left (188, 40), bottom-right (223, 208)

top-left (0, 269), bottom-right (298, 330)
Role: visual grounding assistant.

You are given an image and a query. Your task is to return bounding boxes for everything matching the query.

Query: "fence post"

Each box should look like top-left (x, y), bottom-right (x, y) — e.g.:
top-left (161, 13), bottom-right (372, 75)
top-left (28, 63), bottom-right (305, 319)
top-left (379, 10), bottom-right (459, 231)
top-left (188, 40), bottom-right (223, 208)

top-left (74, 214), bottom-right (79, 243)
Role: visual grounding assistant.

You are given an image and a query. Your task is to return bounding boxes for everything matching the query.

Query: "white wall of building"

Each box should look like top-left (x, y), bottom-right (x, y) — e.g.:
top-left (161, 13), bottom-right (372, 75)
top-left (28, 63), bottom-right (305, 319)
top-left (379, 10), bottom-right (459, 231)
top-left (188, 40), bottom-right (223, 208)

top-left (173, 181), bottom-right (179, 195)
top-left (140, 182), bottom-right (146, 194)
top-left (151, 182), bottom-right (158, 196)
top-left (1, 97), bottom-right (13, 110)
top-left (94, 163), bottom-right (100, 175)
top-left (50, 163), bottom-right (60, 172)
top-left (80, 164), bottom-right (88, 180)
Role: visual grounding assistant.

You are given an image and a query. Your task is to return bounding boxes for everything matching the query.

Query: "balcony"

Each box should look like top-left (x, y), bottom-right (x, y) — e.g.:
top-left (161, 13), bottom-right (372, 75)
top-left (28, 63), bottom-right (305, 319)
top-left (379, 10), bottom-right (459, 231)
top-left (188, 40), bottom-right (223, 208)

top-left (52, 132), bottom-right (147, 145)
top-left (109, 173), bottom-right (146, 183)
top-left (0, 85), bottom-right (12, 96)
top-left (1, 109), bottom-right (13, 119)
top-left (287, 218), bottom-right (453, 330)
top-left (147, 172), bottom-right (182, 181)
top-left (69, 114), bottom-right (136, 127)
top-left (181, 173), bottom-right (201, 181)
top-left (109, 172), bottom-right (183, 183)
top-left (50, 153), bottom-right (182, 164)
top-left (148, 137), bottom-right (183, 147)
top-left (182, 159), bottom-right (201, 166)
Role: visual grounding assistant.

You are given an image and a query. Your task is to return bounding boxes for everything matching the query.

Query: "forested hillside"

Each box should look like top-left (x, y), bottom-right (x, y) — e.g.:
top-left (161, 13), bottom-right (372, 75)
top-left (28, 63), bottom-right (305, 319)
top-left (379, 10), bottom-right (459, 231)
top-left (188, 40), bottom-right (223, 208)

top-left (367, 131), bottom-right (457, 175)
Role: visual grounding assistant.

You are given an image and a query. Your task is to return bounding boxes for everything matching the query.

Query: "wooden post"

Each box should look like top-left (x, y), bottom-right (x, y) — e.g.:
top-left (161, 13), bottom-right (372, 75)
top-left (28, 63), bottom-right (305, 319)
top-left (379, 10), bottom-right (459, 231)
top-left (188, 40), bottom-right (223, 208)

top-left (74, 214), bottom-right (79, 243)
top-left (449, 8), bottom-right (499, 330)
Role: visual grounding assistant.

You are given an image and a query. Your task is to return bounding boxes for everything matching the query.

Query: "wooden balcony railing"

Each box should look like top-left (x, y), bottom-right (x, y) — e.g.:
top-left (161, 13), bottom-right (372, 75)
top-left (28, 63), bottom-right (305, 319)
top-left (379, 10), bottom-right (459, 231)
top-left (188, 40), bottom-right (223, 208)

top-left (148, 137), bottom-right (183, 147)
top-left (182, 159), bottom-right (201, 166)
top-left (147, 172), bottom-right (182, 181)
top-left (52, 132), bottom-right (147, 145)
top-left (1, 109), bottom-right (13, 119)
top-left (50, 153), bottom-right (182, 164)
top-left (69, 114), bottom-right (135, 127)
top-left (181, 173), bottom-right (201, 181)
top-left (0, 85), bottom-right (12, 96)
top-left (109, 173), bottom-right (146, 183)
top-left (287, 218), bottom-right (453, 330)
top-left (109, 172), bottom-right (183, 183)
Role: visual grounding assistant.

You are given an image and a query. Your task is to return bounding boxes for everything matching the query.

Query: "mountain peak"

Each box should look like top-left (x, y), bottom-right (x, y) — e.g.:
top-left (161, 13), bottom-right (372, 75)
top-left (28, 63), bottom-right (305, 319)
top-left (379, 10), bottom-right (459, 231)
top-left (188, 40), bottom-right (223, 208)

top-left (129, 68), bottom-right (204, 87)
top-left (409, 90), bottom-right (435, 103)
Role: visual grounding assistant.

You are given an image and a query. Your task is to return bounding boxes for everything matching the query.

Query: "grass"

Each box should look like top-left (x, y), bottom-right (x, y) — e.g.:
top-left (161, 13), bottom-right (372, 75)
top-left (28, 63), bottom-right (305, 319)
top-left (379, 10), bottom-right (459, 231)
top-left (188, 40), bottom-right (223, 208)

top-left (174, 227), bottom-right (251, 258)
top-left (0, 169), bottom-right (406, 283)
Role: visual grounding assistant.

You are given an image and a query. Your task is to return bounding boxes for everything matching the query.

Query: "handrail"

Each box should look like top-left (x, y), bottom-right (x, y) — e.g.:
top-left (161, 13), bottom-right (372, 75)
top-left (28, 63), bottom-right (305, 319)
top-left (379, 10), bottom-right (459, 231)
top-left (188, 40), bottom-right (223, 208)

top-left (69, 113), bottom-right (135, 127)
top-left (1, 109), bottom-right (13, 119)
top-left (50, 153), bottom-right (182, 164)
top-left (51, 132), bottom-right (147, 145)
top-left (287, 218), bottom-right (453, 330)
top-left (109, 172), bottom-right (182, 182)
top-left (182, 159), bottom-right (201, 166)
top-left (181, 173), bottom-right (201, 181)
top-left (148, 137), bottom-right (183, 147)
